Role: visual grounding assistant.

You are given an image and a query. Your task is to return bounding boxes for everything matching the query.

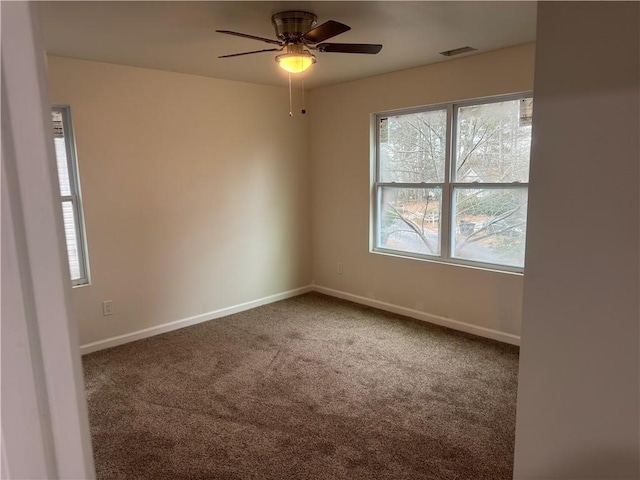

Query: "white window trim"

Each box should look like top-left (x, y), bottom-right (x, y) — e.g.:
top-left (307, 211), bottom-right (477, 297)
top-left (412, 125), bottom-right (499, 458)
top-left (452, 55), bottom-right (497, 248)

top-left (52, 105), bottom-right (91, 286)
top-left (371, 92), bottom-right (532, 274)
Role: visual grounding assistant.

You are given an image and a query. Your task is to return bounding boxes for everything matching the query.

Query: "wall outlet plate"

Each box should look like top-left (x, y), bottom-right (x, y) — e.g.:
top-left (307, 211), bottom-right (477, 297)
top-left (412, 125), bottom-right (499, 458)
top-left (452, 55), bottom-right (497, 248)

top-left (102, 300), bottom-right (113, 316)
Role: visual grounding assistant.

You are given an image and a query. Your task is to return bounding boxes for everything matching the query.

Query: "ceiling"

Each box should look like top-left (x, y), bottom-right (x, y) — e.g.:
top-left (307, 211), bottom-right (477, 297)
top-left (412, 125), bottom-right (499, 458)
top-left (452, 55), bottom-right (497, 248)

top-left (37, 1), bottom-right (537, 90)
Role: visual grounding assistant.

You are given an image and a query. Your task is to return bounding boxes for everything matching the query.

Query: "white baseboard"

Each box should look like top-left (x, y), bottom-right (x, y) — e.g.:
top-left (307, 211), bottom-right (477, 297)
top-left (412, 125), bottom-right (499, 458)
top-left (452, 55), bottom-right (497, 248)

top-left (312, 285), bottom-right (520, 346)
top-left (80, 286), bottom-right (313, 355)
top-left (80, 283), bottom-right (519, 355)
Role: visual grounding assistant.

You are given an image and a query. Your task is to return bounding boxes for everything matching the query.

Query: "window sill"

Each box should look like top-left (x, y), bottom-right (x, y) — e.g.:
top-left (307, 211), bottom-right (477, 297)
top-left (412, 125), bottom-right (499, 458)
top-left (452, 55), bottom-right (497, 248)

top-left (370, 248), bottom-right (524, 276)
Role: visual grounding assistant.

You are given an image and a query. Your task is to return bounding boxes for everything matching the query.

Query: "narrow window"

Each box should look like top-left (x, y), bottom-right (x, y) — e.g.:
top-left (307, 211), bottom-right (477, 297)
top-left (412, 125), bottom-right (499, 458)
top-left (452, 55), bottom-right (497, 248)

top-left (374, 94), bottom-right (532, 272)
top-left (52, 106), bottom-right (90, 285)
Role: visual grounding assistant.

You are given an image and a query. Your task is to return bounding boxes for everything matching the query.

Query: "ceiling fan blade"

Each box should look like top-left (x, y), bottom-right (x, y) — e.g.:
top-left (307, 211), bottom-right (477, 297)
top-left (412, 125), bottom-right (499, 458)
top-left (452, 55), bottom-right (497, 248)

top-left (218, 48), bottom-right (281, 58)
top-left (303, 20), bottom-right (350, 43)
top-left (215, 30), bottom-right (282, 46)
top-left (316, 43), bottom-right (383, 54)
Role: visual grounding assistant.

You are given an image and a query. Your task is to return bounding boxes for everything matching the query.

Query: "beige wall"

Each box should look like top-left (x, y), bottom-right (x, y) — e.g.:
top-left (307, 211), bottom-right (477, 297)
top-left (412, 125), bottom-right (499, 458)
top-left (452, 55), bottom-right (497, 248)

top-left (47, 56), bottom-right (311, 346)
top-left (514, 3), bottom-right (639, 478)
top-left (308, 43), bottom-right (535, 337)
top-left (48, 44), bottom-right (535, 346)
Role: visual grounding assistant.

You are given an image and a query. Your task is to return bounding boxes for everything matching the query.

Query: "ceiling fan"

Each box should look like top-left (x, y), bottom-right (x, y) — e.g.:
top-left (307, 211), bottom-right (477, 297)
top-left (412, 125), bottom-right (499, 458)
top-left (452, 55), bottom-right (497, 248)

top-left (216, 11), bottom-right (383, 74)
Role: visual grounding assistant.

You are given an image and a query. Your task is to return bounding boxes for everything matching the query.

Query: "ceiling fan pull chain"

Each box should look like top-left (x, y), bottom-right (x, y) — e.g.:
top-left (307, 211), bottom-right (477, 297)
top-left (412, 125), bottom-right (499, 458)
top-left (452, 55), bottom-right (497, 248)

top-left (288, 72), bottom-right (293, 117)
top-left (301, 78), bottom-right (306, 115)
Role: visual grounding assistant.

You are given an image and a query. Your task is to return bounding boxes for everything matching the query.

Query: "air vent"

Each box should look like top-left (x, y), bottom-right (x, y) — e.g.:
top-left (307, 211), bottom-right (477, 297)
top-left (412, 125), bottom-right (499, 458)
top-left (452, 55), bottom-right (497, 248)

top-left (439, 46), bottom-right (478, 57)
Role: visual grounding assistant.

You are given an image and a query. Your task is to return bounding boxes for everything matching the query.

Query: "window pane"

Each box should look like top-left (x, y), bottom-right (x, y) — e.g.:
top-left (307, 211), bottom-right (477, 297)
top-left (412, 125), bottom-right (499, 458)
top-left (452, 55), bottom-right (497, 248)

top-left (379, 109), bottom-right (446, 183)
top-left (378, 187), bottom-right (442, 255)
top-left (52, 111), bottom-right (72, 196)
top-left (452, 188), bottom-right (527, 268)
top-left (455, 99), bottom-right (532, 183)
top-left (61, 200), bottom-right (82, 280)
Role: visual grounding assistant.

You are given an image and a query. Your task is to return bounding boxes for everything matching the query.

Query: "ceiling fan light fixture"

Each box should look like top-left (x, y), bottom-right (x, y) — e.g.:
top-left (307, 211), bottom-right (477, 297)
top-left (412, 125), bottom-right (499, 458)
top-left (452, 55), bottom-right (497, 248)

top-left (275, 52), bottom-right (316, 73)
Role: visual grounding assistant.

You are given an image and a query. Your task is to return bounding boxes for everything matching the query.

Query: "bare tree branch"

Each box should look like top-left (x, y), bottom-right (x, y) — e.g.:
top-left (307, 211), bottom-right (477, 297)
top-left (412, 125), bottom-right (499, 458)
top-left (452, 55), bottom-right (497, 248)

top-left (420, 195), bottom-right (431, 233)
top-left (457, 120), bottom-right (499, 174)
top-left (388, 204), bottom-right (437, 253)
top-left (462, 201), bottom-right (527, 244)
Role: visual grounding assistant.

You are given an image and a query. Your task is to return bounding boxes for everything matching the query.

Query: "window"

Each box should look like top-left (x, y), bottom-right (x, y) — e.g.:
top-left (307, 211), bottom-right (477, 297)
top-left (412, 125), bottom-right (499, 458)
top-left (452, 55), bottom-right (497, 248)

top-left (373, 94), bottom-right (532, 272)
top-left (52, 106), bottom-right (90, 285)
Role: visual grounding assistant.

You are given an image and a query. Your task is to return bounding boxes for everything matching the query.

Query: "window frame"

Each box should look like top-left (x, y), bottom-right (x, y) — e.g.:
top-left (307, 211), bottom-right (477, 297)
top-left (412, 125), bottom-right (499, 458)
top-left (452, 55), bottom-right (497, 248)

top-left (52, 105), bottom-right (91, 286)
top-left (372, 92), bottom-right (532, 274)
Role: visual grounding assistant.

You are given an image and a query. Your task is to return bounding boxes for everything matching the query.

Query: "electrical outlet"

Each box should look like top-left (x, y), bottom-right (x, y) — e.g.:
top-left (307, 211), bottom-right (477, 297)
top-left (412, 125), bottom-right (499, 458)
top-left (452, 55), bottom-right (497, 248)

top-left (337, 262), bottom-right (343, 275)
top-left (102, 300), bottom-right (114, 316)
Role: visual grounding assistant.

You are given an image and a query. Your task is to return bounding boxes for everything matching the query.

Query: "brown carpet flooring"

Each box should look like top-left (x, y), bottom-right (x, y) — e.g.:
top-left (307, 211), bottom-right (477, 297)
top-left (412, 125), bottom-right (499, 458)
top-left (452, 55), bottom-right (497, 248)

top-left (83, 292), bottom-right (519, 480)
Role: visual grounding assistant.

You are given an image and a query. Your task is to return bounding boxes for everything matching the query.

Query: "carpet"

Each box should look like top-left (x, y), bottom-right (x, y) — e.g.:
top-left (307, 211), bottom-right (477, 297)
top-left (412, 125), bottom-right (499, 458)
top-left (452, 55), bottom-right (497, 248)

top-left (83, 292), bottom-right (519, 479)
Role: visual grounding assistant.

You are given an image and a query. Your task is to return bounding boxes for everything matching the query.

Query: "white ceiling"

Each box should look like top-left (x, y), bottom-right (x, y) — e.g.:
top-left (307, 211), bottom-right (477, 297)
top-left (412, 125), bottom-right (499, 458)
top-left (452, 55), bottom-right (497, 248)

top-left (37, 1), bottom-right (537, 90)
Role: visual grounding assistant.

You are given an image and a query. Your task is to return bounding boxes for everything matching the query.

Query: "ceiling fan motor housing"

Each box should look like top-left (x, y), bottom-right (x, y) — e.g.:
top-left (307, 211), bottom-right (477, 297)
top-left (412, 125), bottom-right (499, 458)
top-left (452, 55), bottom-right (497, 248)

top-left (217, 12), bottom-right (381, 60)
top-left (272, 11), bottom-right (317, 42)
